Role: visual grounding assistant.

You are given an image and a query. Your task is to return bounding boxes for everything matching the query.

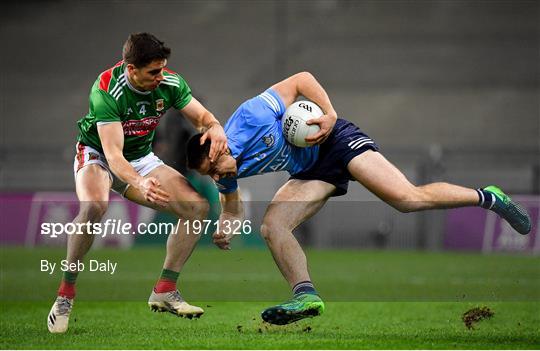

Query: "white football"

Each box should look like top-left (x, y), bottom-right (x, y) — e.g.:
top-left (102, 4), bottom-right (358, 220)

top-left (282, 101), bottom-right (322, 147)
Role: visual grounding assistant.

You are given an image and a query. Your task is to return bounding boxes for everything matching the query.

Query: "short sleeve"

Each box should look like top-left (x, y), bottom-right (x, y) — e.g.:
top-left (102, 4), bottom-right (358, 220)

top-left (237, 88), bottom-right (287, 128)
top-left (171, 74), bottom-right (193, 110)
top-left (258, 89), bottom-right (286, 120)
top-left (215, 178), bottom-right (238, 194)
top-left (90, 89), bottom-right (122, 122)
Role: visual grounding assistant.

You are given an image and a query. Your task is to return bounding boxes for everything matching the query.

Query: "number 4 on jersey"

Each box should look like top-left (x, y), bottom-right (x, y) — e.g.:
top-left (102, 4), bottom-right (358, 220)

top-left (139, 104), bottom-right (146, 115)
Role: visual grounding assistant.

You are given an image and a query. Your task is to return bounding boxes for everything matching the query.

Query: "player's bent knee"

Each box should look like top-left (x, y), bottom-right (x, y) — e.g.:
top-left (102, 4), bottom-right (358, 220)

top-left (194, 200), bottom-right (210, 219)
top-left (392, 203), bottom-right (416, 213)
top-left (260, 223), bottom-right (273, 242)
top-left (389, 188), bottom-right (429, 213)
top-left (389, 197), bottom-right (416, 213)
top-left (77, 201), bottom-right (108, 222)
top-left (173, 198), bottom-right (209, 221)
top-left (260, 221), bottom-right (289, 243)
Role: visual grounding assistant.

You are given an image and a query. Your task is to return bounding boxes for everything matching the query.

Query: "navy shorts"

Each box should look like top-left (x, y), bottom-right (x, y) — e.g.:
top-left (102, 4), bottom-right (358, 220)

top-left (290, 118), bottom-right (379, 196)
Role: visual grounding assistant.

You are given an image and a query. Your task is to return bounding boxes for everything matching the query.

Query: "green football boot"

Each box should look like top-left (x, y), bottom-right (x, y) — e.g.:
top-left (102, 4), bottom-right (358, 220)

top-left (261, 293), bottom-right (325, 325)
top-left (483, 185), bottom-right (531, 235)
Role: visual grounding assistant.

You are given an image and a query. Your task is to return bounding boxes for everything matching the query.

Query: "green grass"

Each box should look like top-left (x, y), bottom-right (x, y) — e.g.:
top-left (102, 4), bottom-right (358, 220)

top-left (1, 247), bottom-right (539, 349)
top-left (2, 301), bottom-right (539, 349)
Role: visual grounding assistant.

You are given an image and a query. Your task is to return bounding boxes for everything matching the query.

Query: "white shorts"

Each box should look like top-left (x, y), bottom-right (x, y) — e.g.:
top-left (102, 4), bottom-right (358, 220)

top-left (73, 142), bottom-right (164, 196)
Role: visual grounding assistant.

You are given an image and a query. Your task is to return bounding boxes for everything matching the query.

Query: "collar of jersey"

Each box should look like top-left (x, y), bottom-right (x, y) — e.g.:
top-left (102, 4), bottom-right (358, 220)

top-left (124, 68), bottom-right (151, 95)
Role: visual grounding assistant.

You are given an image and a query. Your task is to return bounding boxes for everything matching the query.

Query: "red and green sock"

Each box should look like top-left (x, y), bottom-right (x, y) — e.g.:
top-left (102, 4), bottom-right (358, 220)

top-left (154, 268), bottom-right (179, 293)
top-left (57, 271), bottom-right (78, 299)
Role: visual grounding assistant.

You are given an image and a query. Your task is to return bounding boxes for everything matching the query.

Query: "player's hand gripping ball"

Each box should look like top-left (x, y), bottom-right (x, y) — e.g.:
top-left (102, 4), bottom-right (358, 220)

top-left (282, 101), bottom-right (322, 147)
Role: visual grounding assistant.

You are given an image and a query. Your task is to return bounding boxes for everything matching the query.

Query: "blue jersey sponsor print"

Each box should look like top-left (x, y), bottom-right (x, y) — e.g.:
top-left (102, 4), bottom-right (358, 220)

top-left (216, 89), bottom-right (319, 194)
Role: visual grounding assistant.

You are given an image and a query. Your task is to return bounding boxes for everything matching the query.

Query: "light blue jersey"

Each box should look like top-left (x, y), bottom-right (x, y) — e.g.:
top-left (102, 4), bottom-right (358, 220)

top-left (217, 89), bottom-right (319, 194)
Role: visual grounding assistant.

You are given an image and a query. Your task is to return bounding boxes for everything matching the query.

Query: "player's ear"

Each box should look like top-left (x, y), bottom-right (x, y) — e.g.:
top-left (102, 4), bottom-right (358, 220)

top-left (126, 63), bottom-right (137, 74)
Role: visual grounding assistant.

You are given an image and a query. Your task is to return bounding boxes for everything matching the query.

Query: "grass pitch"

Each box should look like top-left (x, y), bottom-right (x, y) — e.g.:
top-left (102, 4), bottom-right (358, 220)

top-left (1, 247), bottom-right (539, 349)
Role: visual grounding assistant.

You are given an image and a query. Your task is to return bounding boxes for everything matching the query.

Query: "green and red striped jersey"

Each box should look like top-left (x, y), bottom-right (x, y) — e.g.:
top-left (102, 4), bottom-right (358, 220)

top-left (77, 60), bottom-right (192, 161)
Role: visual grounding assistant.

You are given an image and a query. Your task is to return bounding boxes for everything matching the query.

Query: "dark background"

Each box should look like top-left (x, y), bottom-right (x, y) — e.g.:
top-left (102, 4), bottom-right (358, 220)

top-left (1, 0), bottom-right (538, 250)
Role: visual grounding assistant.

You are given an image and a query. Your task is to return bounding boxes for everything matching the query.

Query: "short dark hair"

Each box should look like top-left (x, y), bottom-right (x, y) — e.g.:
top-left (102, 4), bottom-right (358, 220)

top-left (122, 32), bottom-right (171, 68)
top-left (186, 133), bottom-right (211, 169)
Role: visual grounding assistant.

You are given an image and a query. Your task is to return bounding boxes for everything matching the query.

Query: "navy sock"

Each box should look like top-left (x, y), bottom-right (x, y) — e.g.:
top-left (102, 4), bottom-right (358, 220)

top-left (292, 281), bottom-right (317, 296)
top-left (476, 188), bottom-right (496, 209)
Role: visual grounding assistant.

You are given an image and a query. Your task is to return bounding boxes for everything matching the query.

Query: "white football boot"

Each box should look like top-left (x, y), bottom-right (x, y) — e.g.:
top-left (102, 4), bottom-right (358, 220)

top-left (47, 296), bottom-right (73, 333)
top-left (148, 290), bottom-right (204, 319)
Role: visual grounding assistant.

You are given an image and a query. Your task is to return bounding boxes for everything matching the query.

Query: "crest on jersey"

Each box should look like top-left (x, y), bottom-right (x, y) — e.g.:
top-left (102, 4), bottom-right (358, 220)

top-left (156, 99), bottom-right (164, 111)
top-left (262, 134), bottom-right (275, 147)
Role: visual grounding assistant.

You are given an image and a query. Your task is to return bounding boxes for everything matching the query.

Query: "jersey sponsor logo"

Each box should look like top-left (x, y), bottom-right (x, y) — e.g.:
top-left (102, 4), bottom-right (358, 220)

top-left (262, 134), bottom-right (275, 147)
top-left (122, 116), bottom-right (161, 136)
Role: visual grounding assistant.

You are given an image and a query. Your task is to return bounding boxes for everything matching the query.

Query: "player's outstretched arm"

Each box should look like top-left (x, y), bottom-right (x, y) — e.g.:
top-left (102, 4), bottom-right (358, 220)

top-left (97, 123), bottom-right (169, 206)
top-left (272, 72), bottom-right (337, 145)
top-left (180, 97), bottom-right (227, 162)
top-left (213, 190), bottom-right (244, 250)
